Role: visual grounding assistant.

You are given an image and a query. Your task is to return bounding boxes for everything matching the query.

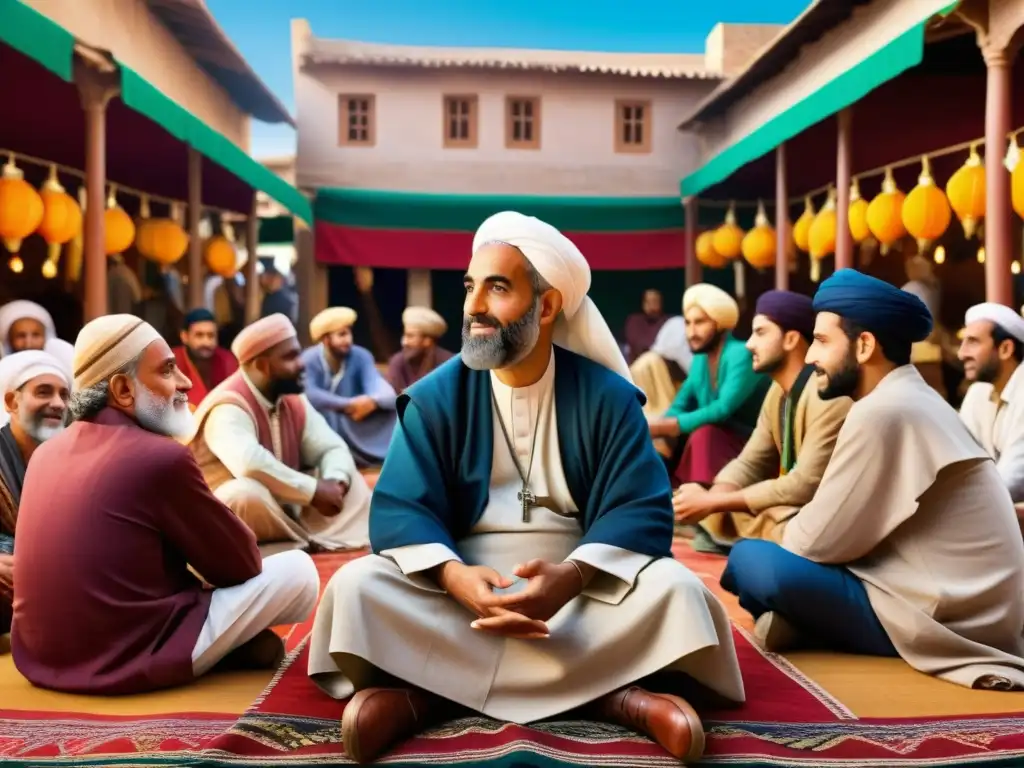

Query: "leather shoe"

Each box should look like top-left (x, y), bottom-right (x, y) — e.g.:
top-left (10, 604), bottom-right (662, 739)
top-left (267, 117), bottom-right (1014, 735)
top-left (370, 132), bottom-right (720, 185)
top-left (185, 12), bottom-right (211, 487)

top-left (595, 686), bottom-right (705, 762)
top-left (341, 687), bottom-right (438, 763)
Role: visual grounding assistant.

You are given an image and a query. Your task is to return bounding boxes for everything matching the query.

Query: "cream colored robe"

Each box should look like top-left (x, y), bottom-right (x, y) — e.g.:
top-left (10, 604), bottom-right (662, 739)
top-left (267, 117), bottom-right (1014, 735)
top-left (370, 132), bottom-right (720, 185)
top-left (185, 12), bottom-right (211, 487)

top-left (308, 354), bottom-right (744, 722)
top-left (959, 363), bottom-right (1024, 503)
top-left (783, 365), bottom-right (1024, 689)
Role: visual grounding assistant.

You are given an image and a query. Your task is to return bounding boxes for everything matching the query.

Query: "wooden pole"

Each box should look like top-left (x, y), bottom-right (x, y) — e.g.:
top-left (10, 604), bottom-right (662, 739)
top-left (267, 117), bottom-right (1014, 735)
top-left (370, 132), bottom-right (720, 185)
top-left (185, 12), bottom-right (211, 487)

top-left (775, 143), bottom-right (789, 290)
top-left (984, 50), bottom-right (1014, 306)
top-left (244, 194), bottom-right (261, 325)
top-left (187, 148), bottom-right (204, 309)
top-left (683, 197), bottom-right (701, 287)
top-left (835, 108), bottom-right (854, 271)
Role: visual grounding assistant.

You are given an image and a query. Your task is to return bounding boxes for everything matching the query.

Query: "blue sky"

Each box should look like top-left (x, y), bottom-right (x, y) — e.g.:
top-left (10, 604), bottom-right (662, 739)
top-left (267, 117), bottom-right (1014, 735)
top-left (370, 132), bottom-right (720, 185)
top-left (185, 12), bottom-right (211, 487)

top-left (207, 0), bottom-right (810, 158)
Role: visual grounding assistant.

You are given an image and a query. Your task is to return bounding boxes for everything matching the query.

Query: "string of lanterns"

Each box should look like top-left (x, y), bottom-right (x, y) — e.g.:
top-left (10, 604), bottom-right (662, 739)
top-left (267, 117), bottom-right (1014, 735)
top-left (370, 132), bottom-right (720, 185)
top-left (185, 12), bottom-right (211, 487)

top-left (696, 128), bottom-right (1024, 282)
top-left (0, 149), bottom-right (247, 281)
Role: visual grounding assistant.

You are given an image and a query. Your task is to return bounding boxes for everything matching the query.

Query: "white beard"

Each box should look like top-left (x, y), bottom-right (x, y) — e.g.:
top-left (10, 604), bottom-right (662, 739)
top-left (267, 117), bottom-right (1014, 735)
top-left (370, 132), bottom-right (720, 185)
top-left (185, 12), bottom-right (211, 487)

top-left (135, 382), bottom-right (193, 438)
top-left (18, 409), bottom-right (63, 443)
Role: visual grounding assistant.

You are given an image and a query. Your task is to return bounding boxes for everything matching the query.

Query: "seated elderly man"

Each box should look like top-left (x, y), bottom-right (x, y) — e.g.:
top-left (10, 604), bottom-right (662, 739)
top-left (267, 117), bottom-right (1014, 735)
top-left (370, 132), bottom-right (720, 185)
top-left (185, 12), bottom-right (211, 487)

top-left (674, 291), bottom-right (851, 552)
top-left (0, 350), bottom-right (71, 646)
top-left (722, 271), bottom-right (1024, 690)
top-left (12, 315), bottom-right (318, 694)
top-left (187, 314), bottom-right (371, 551)
top-left (309, 212), bottom-right (743, 764)
top-left (302, 307), bottom-right (397, 467)
top-left (648, 284), bottom-right (769, 487)
top-left (386, 306), bottom-right (455, 391)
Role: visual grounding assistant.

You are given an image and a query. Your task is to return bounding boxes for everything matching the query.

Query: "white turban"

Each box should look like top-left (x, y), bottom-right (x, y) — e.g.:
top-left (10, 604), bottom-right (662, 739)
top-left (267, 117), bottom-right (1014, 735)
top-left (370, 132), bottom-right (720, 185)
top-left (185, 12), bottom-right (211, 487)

top-left (0, 350), bottom-right (70, 395)
top-left (965, 302), bottom-right (1024, 344)
top-left (73, 315), bottom-right (163, 391)
top-left (0, 300), bottom-right (56, 356)
top-left (43, 338), bottom-right (75, 385)
top-left (472, 211), bottom-right (632, 382)
top-left (683, 284), bottom-right (740, 330)
top-left (403, 307), bottom-right (447, 338)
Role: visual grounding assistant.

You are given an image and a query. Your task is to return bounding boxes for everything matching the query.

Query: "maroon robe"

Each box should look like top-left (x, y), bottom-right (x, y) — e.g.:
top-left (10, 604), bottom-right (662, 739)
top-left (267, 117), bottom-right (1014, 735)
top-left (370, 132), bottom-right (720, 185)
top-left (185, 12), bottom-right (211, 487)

top-left (385, 346), bottom-right (455, 391)
top-left (12, 408), bottom-right (261, 695)
top-left (173, 346), bottom-right (239, 410)
top-left (624, 312), bottom-right (668, 364)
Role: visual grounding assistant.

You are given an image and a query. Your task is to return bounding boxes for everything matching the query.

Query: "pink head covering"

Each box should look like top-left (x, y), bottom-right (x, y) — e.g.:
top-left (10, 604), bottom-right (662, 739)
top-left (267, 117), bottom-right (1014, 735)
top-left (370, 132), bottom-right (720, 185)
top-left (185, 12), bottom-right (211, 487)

top-left (231, 314), bottom-right (297, 364)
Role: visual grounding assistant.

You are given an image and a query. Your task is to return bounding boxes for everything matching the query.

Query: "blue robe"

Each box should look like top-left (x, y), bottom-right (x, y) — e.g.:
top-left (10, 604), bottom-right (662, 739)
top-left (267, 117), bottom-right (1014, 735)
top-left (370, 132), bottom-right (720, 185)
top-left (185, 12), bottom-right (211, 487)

top-left (371, 345), bottom-right (674, 559)
top-left (301, 344), bottom-right (398, 467)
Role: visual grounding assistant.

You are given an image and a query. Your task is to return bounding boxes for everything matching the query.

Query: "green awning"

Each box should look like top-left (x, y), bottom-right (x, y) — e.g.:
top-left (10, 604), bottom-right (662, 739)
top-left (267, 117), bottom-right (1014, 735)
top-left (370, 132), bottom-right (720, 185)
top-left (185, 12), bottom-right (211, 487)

top-left (0, 0), bottom-right (75, 81)
top-left (681, 20), bottom-right (930, 197)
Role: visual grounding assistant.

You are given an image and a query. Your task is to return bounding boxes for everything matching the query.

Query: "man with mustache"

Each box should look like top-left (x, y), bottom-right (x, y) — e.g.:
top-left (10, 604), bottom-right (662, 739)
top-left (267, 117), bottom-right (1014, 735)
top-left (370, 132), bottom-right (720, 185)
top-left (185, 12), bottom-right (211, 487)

top-left (648, 283), bottom-right (770, 488)
top-left (0, 350), bottom-right (71, 648)
top-left (721, 269), bottom-right (1024, 691)
top-left (309, 212), bottom-right (744, 764)
top-left (385, 306), bottom-right (454, 391)
top-left (11, 315), bottom-right (319, 694)
top-left (0, 300), bottom-right (57, 356)
top-left (187, 314), bottom-right (370, 551)
top-left (172, 308), bottom-right (238, 411)
top-left (301, 307), bottom-right (397, 467)
top-left (957, 303), bottom-right (1024, 508)
top-left (674, 290), bottom-right (851, 552)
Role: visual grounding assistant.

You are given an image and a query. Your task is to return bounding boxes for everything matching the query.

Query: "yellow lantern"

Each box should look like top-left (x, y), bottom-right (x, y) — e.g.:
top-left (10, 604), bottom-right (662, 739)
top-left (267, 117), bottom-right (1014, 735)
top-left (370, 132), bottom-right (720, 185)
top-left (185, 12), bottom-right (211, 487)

top-left (809, 187), bottom-right (838, 260)
top-left (945, 144), bottom-right (986, 238)
top-left (866, 167), bottom-right (907, 253)
top-left (741, 200), bottom-right (776, 269)
top-left (711, 203), bottom-right (744, 261)
top-left (0, 155), bottom-right (44, 254)
top-left (848, 178), bottom-right (870, 243)
top-left (1010, 135), bottom-right (1024, 220)
top-left (37, 166), bottom-right (82, 263)
top-left (204, 234), bottom-right (238, 277)
top-left (792, 196), bottom-right (815, 252)
top-left (696, 231), bottom-right (726, 268)
top-left (136, 218), bottom-right (189, 266)
top-left (104, 188), bottom-right (136, 256)
top-left (902, 156), bottom-right (951, 252)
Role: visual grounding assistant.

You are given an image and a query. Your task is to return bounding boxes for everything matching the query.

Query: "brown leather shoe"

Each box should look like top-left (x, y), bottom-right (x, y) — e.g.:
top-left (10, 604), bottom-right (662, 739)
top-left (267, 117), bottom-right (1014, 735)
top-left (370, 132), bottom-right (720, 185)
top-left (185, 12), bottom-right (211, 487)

top-left (341, 687), bottom-right (439, 763)
top-left (594, 686), bottom-right (705, 762)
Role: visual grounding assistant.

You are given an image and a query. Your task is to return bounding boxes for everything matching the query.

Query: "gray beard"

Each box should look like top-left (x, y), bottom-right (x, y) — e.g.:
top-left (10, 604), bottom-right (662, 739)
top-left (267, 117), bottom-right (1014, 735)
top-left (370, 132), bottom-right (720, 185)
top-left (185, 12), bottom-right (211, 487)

top-left (461, 300), bottom-right (541, 371)
top-left (18, 409), bottom-right (63, 443)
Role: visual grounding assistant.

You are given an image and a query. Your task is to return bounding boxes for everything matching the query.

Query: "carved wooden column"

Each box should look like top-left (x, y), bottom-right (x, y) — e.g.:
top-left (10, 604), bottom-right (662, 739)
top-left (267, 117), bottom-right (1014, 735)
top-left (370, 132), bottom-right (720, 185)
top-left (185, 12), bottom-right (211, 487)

top-left (75, 61), bottom-right (119, 321)
top-left (683, 196), bottom-right (701, 287)
top-left (187, 148), bottom-right (204, 309)
top-left (835, 108), bottom-right (854, 271)
top-left (244, 193), bottom-right (261, 325)
top-left (775, 143), bottom-right (789, 290)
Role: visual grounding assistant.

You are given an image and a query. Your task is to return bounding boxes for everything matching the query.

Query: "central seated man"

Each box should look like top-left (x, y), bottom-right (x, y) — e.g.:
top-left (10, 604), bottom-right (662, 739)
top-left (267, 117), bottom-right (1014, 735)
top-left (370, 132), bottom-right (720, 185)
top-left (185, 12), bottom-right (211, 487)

top-left (309, 212), bottom-right (744, 764)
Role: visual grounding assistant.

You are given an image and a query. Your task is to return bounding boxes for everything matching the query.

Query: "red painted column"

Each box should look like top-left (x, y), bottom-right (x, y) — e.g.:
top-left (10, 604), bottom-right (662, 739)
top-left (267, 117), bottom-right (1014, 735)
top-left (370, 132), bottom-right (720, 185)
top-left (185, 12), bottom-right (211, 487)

top-left (835, 108), bottom-right (854, 271)
top-left (984, 50), bottom-right (1014, 306)
top-left (775, 143), bottom-right (789, 290)
top-left (684, 196), bottom-right (701, 287)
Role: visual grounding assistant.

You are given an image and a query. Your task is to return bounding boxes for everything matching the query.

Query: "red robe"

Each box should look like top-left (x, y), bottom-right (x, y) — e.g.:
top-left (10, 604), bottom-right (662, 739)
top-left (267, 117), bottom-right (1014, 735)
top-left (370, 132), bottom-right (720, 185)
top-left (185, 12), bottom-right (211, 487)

top-left (173, 346), bottom-right (239, 410)
top-left (11, 408), bottom-right (261, 694)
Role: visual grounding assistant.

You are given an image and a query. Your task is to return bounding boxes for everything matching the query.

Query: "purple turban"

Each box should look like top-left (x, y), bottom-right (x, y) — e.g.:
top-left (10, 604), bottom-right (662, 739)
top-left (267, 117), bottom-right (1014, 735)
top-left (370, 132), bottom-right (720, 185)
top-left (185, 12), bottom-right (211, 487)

top-left (755, 290), bottom-right (815, 341)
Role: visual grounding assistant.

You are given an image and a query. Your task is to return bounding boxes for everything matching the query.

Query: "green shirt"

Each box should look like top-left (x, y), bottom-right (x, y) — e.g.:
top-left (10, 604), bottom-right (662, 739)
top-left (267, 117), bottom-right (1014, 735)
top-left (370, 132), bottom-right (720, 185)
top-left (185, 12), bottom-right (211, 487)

top-left (666, 335), bottom-right (769, 435)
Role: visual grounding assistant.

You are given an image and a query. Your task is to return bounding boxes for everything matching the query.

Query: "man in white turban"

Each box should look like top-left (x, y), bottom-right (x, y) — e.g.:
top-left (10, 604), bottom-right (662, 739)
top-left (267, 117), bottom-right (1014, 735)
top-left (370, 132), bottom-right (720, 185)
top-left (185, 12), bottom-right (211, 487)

top-left (308, 212), bottom-right (743, 764)
top-left (0, 300), bottom-right (57, 356)
top-left (385, 306), bottom-right (455, 392)
top-left (11, 315), bottom-right (318, 694)
top-left (0, 350), bottom-right (71, 644)
top-left (301, 307), bottom-right (398, 467)
top-left (648, 283), bottom-right (769, 491)
top-left (186, 313), bottom-right (372, 551)
top-left (958, 302), bottom-right (1024, 507)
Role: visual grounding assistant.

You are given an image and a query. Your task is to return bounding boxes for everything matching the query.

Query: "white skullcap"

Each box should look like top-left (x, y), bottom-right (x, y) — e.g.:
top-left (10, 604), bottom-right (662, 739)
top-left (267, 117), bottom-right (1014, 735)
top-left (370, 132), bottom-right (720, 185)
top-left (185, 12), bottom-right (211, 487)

top-left (965, 302), bottom-right (1024, 344)
top-left (0, 350), bottom-right (71, 395)
top-left (0, 300), bottom-right (56, 355)
top-left (403, 306), bottom-right (447, 338)
top-left (73, 315), bottom-right (163, 391)
top-left (472, 211), bottom-right (632, 382)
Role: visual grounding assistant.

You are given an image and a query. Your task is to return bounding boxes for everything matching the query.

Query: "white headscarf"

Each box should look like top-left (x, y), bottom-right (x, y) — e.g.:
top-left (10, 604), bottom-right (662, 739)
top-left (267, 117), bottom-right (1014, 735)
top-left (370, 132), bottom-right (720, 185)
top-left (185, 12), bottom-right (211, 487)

top-left (0, 350), bottom-right (71, 429)
top-left (964, 302), bottom-right (1024, 344)
top-left (472, 211), bottom-right (632, 382)
top-left (0, 300), bottom-right (56, 356)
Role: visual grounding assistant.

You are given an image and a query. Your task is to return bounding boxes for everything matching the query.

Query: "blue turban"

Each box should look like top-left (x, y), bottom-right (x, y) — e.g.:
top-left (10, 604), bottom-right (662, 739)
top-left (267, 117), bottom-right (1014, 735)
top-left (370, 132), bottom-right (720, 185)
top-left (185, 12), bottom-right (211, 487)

top-left (755, 290), bottom-right (815, 341)
top-left (183, 307), bottom-right (216, 332)
top-left (813, 269), bottom-right (932, 343)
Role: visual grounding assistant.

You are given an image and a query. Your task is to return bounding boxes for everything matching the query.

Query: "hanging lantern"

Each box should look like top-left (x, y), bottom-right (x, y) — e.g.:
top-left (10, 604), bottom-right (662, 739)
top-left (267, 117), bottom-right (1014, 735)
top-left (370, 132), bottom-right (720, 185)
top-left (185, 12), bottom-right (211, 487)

top-left (848, 178), bottom-right (870, 243)
top-left (792, 196), bottom-right (815, 252)
top-left (136, 210), bottom-right (189, 266)
top-left (711, 203), bottom-right (744, 261)
top-left (103, 187), bottom-right (136, 256)
top-left (37, 166), bottom-right (82, 264)
top-left (696, 231), bottom-right (726, 268)
top-left (902, 156), bottom-right (951, 252)
top-left (809, 187), bottom-right (838, 260)
top-left (204, 235), bottom-right (238, 277)
top-left (945, 143), bottom-right (986, 238)
top-left (741, 200), bottom-right (776, 269)
top-left (1010, 135), bottom-right (1024, 220)
top-left (0, 155), bottom-right (44, 254)
top-left (866, 167), bottom-right (907, 253)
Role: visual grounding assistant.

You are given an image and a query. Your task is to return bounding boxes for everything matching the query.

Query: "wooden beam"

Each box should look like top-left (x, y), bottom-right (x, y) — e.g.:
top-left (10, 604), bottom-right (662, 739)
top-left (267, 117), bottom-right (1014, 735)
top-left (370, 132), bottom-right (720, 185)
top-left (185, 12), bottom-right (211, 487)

top-left (775, 143), bottom-right (789, 290)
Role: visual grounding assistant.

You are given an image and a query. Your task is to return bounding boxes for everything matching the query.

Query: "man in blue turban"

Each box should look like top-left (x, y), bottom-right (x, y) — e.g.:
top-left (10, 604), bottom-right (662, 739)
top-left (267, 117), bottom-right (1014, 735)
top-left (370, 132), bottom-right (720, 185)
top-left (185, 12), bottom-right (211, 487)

top-left (720, 269), bottom-right (1024, 692)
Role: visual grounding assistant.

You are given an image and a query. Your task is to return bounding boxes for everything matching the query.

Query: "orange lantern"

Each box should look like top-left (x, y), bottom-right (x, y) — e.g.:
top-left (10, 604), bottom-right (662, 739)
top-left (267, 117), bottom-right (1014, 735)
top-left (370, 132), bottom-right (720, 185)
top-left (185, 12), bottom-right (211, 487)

top-left (696, 231), bottom-right (726, 268)
top-left (792, 196), bottom-right (815, 252)
top-left (902, 156), bottom-right (951, 252)
top-left (945, 143), bottom-right (986, 238)
top-left (0, 155), bottom-right (44, 254)
top-left (741, 200), bottom-right (776, 269)
top-left (848, 178), bottom-right (870, 243)
top-left (866, 167), bottom-right (907, 253)
top-left (104, 189), bottom-right (136, 256)
top-left (809, 187), bottom-right (837, 260)
top-left (712, 203), bottom-right (744, 261)
top-left (37, 166), bottom-right (82, 262)
top-left (204, 234), bottom-right (238, 277)
top-left (136, 217), bottom-right (189, 266)
top-left (1010, 135), bottom-right (1024, 220)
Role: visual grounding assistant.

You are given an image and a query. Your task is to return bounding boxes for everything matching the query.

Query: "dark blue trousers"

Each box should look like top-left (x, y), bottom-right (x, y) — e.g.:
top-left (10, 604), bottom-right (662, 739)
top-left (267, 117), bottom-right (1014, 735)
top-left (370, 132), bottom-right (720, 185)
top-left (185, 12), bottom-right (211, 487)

top-left (720, 539), bottom-right (898, 657)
